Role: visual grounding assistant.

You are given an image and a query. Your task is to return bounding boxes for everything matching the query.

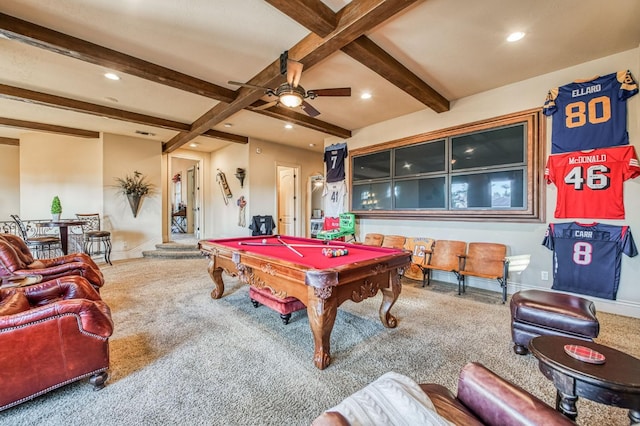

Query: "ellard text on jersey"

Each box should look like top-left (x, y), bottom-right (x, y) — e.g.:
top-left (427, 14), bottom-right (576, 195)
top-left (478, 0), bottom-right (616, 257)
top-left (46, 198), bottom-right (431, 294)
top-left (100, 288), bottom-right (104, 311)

top-left (571, 84), bottom-right (601, 98)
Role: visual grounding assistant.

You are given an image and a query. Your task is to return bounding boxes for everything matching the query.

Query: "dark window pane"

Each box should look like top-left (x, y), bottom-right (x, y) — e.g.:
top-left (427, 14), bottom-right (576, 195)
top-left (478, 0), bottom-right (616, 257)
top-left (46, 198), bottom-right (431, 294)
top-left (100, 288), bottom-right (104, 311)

top-left (451, 170), bottom-right (525, 209)
top-left (352, 182), bottom-right (392, 210)
top-left (353, 152), bottom-right (390, 181)
top-left (394, 177), bottom-right (446, 209)
top-left (451, 125), bottom-right (525, 170)
top-left (394, 140), bottom-right (445, 176)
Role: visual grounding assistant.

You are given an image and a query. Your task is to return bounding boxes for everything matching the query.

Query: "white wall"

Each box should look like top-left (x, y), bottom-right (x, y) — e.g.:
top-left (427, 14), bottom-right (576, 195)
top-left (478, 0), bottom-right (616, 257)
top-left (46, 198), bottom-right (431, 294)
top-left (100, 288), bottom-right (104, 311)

top-left (202, 138), bottom-right (324, 239)
top-left (19, 133), bottom-right (103, 219)
top-left (325, 48), bottom-right (640, 318)
top-left (248, 138), bottom-right (324, 237)
top-left (0, 144), bottom-right (20, 221)
top-left (103, 133), bottom-right (162, 258)
top-left (206, 142), bottom-right (250, 238)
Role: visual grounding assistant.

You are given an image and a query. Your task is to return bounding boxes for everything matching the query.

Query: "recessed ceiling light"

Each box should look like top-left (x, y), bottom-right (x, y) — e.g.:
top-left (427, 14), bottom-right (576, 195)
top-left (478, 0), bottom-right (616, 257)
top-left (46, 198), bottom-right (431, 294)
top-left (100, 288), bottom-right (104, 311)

top-left (189, 142), bottom-right (199, 148)
top-left (104, 72), bottom-right (120, 81)
top-left (506, 32), bottom-right (525, 42)
top-left (309, 143), bottom-right (316, 147)
top-left (361, 92), bottom-right (372, 100)
top-left (223, 123), bottom-right (233, 128)
top-left (284, 123), bottom-right (293, 129)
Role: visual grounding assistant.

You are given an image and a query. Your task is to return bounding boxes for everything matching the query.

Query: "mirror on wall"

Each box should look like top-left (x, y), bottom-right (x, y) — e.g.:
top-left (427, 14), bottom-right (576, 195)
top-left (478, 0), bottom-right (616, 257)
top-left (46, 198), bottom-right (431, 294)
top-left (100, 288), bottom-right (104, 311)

top-left (309, 174), bottom-right (324, 237)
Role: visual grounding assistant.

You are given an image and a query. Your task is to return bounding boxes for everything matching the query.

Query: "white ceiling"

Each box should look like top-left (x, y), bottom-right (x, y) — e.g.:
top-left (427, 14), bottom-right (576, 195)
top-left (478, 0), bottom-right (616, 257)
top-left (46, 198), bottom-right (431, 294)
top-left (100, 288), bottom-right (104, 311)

top-left (1, 0), bottom-right (639, 153)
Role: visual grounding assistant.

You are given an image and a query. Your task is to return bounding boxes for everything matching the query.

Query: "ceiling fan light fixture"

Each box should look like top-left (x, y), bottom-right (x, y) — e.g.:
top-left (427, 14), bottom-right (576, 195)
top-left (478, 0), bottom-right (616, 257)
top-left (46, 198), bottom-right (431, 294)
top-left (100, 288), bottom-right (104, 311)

top-left (276, 83), bottom-right (305, 108)
top-left (280, 93), bottom-right (303, 108)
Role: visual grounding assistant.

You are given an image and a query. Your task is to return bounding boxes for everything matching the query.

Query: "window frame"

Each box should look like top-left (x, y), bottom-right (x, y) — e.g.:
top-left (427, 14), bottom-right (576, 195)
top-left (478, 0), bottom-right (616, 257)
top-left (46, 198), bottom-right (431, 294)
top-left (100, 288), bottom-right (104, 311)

top-left (348, 108), bottom-right (546, 222)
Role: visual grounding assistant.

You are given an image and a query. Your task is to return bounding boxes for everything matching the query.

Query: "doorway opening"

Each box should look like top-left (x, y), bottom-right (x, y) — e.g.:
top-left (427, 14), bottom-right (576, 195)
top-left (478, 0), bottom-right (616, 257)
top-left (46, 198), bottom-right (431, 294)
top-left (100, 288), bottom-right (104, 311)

top-left (276, 164), bottom-right (301, 237)
top-left (170, 155), bottom-right (202, 244)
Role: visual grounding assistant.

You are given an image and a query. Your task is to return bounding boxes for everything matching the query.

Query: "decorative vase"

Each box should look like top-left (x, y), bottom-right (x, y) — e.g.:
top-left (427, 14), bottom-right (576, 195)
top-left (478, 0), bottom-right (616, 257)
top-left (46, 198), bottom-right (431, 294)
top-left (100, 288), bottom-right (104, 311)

top-left (52, 213), bottom-right (61, 221)
top-left (127, 194), bottom-right (142, 218)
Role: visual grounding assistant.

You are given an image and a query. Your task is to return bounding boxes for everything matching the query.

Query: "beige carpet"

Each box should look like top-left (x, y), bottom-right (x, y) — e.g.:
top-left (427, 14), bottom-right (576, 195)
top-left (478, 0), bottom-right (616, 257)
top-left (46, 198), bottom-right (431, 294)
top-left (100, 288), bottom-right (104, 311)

top-left (1, 257), bottom-right (638, 425)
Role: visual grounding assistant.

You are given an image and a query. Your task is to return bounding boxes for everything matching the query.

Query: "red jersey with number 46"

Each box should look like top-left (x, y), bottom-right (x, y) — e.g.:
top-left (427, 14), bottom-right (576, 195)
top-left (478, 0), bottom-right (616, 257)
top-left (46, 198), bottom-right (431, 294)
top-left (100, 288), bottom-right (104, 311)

top-left (545, 145), bottom-right (640, 219)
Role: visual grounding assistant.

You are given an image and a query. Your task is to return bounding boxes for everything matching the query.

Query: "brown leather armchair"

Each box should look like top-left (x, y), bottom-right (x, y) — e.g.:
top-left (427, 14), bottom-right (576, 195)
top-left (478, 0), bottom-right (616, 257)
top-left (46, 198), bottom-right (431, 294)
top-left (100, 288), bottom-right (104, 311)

top-left (0, 235), bottom-right (104, 291)
top-left (0, 275), bottom-right (113, 411)
top-left (313, 362), bottom-right (574, 425)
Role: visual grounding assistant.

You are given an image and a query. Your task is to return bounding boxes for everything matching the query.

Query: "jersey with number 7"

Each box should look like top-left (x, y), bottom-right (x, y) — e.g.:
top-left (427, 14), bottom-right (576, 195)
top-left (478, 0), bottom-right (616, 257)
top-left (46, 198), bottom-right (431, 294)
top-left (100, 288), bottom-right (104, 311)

top-left (543, 70), bottom-right (638, 154)
top-left (545, 145), bottom-right (640, 219)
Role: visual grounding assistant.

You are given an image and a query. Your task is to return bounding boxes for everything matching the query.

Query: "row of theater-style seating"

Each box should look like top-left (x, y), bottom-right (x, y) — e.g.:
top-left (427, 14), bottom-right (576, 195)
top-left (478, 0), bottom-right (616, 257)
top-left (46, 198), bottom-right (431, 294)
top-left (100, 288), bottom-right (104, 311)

top-left (362, 233), bottom-right (509, 303)
top-left (0, 233), bottom-right (113, 411)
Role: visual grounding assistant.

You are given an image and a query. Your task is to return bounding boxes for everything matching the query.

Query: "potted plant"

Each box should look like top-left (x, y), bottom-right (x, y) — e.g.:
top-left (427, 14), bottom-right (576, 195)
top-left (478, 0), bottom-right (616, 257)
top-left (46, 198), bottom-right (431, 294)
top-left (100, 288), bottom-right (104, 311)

top-left (51, 196), bottom-right (62, 221)
top-left (114, 171), bottom-right (152, 217)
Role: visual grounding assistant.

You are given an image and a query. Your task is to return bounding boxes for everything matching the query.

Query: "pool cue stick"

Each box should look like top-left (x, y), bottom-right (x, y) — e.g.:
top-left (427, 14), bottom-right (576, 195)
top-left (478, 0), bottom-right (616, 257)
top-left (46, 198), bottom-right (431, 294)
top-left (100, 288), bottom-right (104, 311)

top-left (276, 236), bottom-right (304, 257)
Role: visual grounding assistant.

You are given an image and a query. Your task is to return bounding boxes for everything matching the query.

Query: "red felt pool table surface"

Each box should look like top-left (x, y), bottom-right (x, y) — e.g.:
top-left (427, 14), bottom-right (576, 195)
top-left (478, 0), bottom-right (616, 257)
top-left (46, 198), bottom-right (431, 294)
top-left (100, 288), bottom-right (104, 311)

top-left (211, 235), bottom-right (402, 269)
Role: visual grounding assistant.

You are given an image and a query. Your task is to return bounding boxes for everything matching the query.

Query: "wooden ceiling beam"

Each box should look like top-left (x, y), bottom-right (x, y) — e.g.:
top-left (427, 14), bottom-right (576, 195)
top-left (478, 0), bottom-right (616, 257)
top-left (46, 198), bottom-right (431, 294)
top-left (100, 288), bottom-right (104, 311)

top-left (265, 0), bottom-right (337, 37)
top-left (0, 12), bottom-right (348, 142)
top-left (0, 136), bottom-right (20, 146)
top-left (0, 84), bottom-right (246, 144)
top-left (265, 0), bottom-right (448, 113)
top-left (251, 102), bottom-right (352, 139)
top-left (0, 12), bottom-right (236, 103)
top-left (342, 36), bottom-right (449, 112)
top-left (0, 117), bottom-right (99, 138)
top-left (164, 0), bottom-right (421, 152)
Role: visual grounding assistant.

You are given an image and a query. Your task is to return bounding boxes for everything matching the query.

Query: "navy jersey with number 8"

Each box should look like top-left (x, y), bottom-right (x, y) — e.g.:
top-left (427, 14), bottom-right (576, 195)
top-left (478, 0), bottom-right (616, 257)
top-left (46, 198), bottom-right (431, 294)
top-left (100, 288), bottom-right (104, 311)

top-left (542, 222), bottom-right (637, 300)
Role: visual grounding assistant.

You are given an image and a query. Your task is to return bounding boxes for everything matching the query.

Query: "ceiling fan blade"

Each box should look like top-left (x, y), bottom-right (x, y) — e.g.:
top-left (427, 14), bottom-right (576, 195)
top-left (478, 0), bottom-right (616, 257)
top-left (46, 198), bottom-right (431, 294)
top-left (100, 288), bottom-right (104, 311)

top-left (228, 80), bottom-right (272, 91)
top-left (287, 59), bottom-right (304, 88)
top-left (252, 100), bottom-right (279, 111)
top-left (307, 88), bottom-right (351, 97)
top-left (301, 100), bottom-right (321, 117)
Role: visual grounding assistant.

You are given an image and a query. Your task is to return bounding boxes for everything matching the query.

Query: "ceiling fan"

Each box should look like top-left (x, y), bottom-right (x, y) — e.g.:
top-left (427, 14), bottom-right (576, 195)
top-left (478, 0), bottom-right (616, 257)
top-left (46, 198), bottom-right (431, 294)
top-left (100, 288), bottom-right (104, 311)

top-left (228, 51), bottom-right (351, 117)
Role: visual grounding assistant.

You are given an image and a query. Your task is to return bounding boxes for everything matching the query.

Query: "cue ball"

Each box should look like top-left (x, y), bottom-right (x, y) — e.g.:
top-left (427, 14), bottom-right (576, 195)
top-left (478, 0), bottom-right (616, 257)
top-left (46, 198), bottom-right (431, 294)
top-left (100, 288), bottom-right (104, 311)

top-left (262, 239), bottom-right (267, 244)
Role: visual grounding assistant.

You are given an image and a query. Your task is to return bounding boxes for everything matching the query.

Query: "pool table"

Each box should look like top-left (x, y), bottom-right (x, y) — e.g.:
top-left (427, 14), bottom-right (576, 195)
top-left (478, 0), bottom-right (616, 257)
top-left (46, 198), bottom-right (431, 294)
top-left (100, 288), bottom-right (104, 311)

top-left (198, 235), bottom-right (411, 369)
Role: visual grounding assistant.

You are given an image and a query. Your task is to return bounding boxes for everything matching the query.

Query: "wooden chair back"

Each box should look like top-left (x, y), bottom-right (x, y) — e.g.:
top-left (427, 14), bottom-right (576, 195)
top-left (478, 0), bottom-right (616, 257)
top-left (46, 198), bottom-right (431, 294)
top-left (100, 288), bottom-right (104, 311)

top-left (405, 237), bottom-right (434, 266)
top-left (428, 240), bottom-right (466, 271)
top-left (362, 233), bottom-right (384, 246)
top-left (382, 235), bottom-right (406, 250)
top-left (460, 242), bottom-right (507, 279)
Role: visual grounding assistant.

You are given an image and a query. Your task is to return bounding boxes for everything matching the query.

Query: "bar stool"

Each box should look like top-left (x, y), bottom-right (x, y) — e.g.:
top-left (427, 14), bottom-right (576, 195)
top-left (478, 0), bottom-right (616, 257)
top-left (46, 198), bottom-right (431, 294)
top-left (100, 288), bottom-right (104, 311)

top-left (75, 213), bottom-right (112, 265)
top-left (10, 215), bottom-right (61, 259)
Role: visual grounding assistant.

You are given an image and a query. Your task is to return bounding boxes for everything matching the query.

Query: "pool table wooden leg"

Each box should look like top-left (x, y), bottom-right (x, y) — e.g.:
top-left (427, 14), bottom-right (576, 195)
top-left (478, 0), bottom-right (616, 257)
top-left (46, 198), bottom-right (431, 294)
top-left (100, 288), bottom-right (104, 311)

top-left (207, 260), bottom-right (225, 299)
top-left (379, 268), bottom-right (402, 328)
top-left (307, 286), bottom-right (338, 370)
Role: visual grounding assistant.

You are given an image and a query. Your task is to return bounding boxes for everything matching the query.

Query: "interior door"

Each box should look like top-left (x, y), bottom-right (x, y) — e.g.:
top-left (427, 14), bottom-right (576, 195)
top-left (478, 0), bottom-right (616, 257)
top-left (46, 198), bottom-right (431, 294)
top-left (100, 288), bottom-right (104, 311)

top-left (187, 165), bottom-right (201, 238)
top-left (277, 166), bottom-right (297, 236)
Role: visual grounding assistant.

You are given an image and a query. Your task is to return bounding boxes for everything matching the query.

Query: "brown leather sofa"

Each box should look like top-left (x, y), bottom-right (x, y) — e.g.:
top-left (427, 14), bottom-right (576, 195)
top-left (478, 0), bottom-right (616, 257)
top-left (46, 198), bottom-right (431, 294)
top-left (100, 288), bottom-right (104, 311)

top-left (312, 362), bottom-right (574, 425)
top-left (0, 234), bottom-right (104, 291)
top-left (0, 275), bottom-right (113, 411)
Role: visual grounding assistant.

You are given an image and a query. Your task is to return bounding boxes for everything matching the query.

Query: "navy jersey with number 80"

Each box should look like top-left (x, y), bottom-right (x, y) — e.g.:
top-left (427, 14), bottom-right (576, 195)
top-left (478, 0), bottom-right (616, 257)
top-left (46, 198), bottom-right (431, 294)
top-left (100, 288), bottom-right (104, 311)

top-left (543, 70), bottom-right (638, 154)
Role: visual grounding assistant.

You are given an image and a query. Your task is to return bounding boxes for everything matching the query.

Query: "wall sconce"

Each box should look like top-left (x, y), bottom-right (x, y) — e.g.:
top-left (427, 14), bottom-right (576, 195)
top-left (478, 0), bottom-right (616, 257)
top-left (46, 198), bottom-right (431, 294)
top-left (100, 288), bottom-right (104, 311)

top-left (235, 168), bottom-right (246, 188)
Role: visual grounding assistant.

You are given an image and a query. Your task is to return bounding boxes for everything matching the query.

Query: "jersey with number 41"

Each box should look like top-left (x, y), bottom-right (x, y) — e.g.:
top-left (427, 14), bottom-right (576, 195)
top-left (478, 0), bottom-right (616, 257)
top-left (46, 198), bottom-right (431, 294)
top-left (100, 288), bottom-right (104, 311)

top-left (542, 222), bottom-right (637, 300)
top-left (543, 70), bottom-right (638, 154)
top-left (545, 145), bottom-right (640, 219)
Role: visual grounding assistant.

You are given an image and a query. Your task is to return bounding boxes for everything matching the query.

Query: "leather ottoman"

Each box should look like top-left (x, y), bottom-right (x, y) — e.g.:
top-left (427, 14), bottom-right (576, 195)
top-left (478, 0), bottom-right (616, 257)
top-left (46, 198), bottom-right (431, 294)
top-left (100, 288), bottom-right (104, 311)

top-left (249, 286), bottom-right (306, 325)
top-left (510, 289), bottom-right (599, 355)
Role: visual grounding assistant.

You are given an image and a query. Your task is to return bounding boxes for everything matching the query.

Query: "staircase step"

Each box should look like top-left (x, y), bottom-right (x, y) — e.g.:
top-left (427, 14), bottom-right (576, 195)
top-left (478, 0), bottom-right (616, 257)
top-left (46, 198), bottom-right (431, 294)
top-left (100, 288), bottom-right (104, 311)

top-left (142, 249), bottom-right (202, 259)
top-left (155, 243), bottom-right (198, 251)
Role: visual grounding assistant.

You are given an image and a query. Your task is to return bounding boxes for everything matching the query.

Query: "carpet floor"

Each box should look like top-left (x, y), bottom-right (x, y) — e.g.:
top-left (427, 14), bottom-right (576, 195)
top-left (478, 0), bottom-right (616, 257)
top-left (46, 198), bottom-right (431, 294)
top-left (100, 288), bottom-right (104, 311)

top-left (1, 257), bottom-right (638, 425)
